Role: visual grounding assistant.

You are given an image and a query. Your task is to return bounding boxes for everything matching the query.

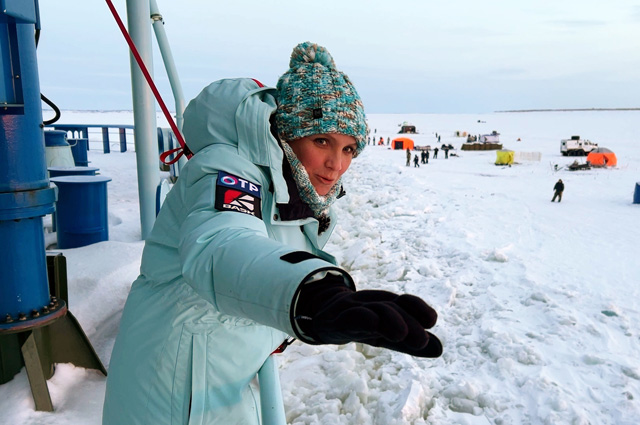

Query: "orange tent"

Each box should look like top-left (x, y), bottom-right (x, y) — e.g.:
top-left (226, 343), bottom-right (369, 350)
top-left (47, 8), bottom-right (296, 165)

top-left (392, 137), bottom-right (415, 150)
top-left (587, 148), bottom-right (617, 167)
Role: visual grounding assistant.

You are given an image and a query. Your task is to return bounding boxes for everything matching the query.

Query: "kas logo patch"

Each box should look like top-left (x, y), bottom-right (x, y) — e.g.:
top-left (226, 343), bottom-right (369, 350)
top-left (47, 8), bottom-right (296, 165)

top-left (214, 171), bottom-right (262, 219)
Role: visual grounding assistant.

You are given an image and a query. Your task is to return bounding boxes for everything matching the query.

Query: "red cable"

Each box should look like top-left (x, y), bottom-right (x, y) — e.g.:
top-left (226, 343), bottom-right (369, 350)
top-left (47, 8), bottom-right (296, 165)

top-left (104, 0), bottom-right (191, 159)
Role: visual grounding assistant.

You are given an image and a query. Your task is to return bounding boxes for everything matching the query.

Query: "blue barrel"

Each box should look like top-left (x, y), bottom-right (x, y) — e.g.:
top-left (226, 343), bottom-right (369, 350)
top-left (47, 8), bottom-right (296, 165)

top-left (51, 175), bottom-right (112, 249)
top-left (48, 166), bottom-right (99, 178)
top-left (47, 167), bottom-right (99, 232)
top-left (44, 130), bottom-right (75, 168)
top-left (44, 130), bottom-right (68, 147)
top-left (68, 138), bottom-right (89, 166)
top-left (634, 182), bottom-right (640, 204)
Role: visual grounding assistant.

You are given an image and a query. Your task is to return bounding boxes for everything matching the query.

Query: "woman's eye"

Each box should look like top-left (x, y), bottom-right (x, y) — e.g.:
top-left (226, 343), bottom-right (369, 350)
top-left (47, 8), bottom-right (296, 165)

top-left (344, 146), bottom-right (355, 154)
top-left (313, 138), bottom-right (328, 145)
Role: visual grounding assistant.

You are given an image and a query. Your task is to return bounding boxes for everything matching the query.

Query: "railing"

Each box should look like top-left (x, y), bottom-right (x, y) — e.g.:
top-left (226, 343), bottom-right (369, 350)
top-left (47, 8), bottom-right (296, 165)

top-left (47, 124), bottom-right (135, 153)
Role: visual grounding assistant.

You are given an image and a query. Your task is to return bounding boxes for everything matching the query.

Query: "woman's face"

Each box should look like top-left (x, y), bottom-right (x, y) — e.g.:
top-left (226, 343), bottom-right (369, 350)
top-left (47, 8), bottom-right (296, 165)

top-left (288, 133), bottom-right (358, 196)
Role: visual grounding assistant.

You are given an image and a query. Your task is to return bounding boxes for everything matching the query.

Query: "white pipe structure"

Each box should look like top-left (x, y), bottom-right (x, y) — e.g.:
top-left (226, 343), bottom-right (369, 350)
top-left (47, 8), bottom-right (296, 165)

top-left (126, 0), bottom-right (159, 239)
top-left (149, 0), bottom-right (185, 132)
top-left (149, 0), bottom-right (187, 174)
top-left (125, 3), bottom-right (285, 423)
top-left (257, 355), bottom-right (287, 425)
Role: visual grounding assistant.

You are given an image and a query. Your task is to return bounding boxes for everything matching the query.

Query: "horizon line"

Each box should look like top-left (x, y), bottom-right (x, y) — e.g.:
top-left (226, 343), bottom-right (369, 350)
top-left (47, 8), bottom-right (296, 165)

top-left (495, 108), bottom-right (640, 113)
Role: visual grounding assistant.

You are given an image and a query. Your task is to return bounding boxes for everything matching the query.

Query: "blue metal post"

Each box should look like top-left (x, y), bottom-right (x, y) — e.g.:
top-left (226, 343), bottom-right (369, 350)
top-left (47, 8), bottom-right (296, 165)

top-left (0, 2), bottom-right (60, 329)
top-left (102, 127), bottom-right (110, 154)
top-left (127, 0), bottom-right (159, 240)
top-left (119, 127), bottom-right (127, 152)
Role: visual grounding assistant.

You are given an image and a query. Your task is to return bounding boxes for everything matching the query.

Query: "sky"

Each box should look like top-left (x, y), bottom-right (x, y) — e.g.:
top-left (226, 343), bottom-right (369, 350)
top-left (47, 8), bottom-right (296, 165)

top-left (2, 109), bottom-right (640, 424)
top-left (34, 0), bottom-right (640, 114)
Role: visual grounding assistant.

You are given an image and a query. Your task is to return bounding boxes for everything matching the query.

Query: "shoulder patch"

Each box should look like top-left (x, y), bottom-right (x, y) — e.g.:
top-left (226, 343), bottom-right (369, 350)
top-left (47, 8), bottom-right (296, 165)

top-left (214, 171), bottom-right (262, 219)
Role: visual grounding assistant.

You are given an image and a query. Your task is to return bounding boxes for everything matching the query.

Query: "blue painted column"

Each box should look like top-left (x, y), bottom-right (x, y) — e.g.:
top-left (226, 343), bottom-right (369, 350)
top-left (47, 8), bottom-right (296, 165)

top-left (0, 3), bottom-right (62, 330)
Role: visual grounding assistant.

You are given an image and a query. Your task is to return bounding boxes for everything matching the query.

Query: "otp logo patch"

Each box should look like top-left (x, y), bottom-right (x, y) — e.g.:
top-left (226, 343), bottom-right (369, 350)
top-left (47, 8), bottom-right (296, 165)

top-left (215, 171), bottom-right (262, 219)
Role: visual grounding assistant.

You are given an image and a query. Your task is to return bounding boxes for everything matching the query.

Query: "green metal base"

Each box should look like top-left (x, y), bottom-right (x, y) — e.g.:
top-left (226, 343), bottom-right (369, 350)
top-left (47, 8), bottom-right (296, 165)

top-left (0, 252), bottom-right (107, 411)
top-left (0, 333), bottom-right (22, 384)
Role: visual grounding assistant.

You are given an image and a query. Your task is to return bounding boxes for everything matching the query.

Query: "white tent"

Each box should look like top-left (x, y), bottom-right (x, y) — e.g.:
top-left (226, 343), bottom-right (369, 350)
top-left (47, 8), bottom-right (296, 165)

top-left (514, 151), bottom-right (542, 162)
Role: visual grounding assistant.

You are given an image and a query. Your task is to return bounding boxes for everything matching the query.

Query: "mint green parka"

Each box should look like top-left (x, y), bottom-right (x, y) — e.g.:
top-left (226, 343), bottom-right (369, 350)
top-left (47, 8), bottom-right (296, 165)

top-left (102, 79), bottom-right (353, 425)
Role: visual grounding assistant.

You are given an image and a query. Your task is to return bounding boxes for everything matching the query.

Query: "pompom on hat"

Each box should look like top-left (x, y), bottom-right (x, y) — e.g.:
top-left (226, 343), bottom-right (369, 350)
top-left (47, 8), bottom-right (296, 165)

top-left (275, 42), bottom-right (368, 157)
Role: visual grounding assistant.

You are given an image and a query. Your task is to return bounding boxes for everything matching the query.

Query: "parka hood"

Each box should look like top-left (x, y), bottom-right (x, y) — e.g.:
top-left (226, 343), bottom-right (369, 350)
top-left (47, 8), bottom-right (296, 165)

top-left (182, 78), bottom-right (289, 203)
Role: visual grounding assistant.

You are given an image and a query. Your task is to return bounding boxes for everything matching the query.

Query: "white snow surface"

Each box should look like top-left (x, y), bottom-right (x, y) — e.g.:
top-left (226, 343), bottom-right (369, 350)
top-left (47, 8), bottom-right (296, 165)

top-left (2, 110), bottom-right (639, 424)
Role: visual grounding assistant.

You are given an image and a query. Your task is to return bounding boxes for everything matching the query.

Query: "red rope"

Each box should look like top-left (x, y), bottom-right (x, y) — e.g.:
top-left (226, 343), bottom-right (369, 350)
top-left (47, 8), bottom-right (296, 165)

top-left (104, 0), bottom-right (191, 159)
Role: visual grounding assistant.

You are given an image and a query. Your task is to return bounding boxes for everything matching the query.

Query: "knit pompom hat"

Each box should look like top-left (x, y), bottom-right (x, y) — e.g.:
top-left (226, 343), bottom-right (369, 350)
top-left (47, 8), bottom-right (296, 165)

top-left (275, 42), bottom-right (368, 156)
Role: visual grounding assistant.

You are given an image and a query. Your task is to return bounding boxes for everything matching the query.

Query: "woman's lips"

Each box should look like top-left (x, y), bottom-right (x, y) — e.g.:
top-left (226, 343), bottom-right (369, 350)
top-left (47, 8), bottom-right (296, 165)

top-left (317, 175), bottom-right (335, 185)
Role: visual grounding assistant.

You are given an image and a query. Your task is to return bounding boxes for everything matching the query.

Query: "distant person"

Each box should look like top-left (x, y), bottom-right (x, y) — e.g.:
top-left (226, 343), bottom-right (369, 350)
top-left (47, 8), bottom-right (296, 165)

top-left (425, 149), bottom-right (430, 164)
top-left (444, 147), bottom-right (449, 159)
top-left (406, 148), bottom-right (411, 166)
top-left (434, 147), bottom-right (439, 159)
top-left (551, 179), bottom-right (564, 202)
top-left (414, 154), bottom-right (420, 167)
top-left (387, 137), bottom-right (390, 145)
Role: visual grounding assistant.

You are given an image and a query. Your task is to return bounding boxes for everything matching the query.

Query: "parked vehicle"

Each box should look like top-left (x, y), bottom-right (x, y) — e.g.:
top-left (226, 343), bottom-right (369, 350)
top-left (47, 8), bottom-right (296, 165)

top-left (398, 121), bottom-right (417, 134)
top-left (560, 135), bottom-right (598, 156)
top-left (480, 131), bottom-right (500, 143)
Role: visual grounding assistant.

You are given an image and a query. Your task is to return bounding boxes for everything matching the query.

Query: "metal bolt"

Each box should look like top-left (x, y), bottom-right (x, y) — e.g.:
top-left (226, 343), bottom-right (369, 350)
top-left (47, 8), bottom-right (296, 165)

top-left (5, 314), bottom-right (13, 323)
top-left (31, 309), bottom-right (40, 318)
top-left (42, 306), bottom-right (50, 314)
top-left (18, 312), bottom-right (27, 321)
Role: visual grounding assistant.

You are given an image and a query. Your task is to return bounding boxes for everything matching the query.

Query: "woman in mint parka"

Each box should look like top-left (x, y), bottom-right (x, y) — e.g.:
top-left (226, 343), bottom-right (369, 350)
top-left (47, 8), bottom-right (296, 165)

top-left (102, 42), bottom-right (442, 425)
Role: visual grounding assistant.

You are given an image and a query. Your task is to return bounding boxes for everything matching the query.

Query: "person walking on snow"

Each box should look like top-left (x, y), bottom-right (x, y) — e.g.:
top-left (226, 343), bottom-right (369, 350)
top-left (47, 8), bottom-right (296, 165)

top-left (406, 147), bottom-right (411, 166)
top-left (102, 42), bottom-right (442, 425)
top-left (434, 147), bottom-right (439, 159)
top-left (414, 154), bottom-right (420, 167)
top-left (552, 179), bottom-right (564, 202)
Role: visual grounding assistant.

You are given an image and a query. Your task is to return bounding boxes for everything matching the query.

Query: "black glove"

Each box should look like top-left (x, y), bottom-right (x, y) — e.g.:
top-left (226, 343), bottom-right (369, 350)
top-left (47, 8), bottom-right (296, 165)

top-left (293, 275), bottom-right (443, 358)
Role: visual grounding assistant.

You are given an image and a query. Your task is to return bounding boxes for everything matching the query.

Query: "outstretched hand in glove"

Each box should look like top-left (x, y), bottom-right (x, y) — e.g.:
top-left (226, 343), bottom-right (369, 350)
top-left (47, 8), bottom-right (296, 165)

top-left (292, 274), bottom-right (443, 358)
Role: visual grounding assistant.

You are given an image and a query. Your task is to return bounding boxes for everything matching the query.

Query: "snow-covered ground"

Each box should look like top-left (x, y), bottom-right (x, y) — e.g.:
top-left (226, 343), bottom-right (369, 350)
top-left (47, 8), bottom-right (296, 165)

top-left (2, 110), bottom-right (639, 424)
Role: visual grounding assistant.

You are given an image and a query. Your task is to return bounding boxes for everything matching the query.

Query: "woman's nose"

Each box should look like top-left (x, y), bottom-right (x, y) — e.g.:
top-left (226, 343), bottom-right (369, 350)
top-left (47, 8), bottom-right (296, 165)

top-left (325, 149), bottom-right (343, 171)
